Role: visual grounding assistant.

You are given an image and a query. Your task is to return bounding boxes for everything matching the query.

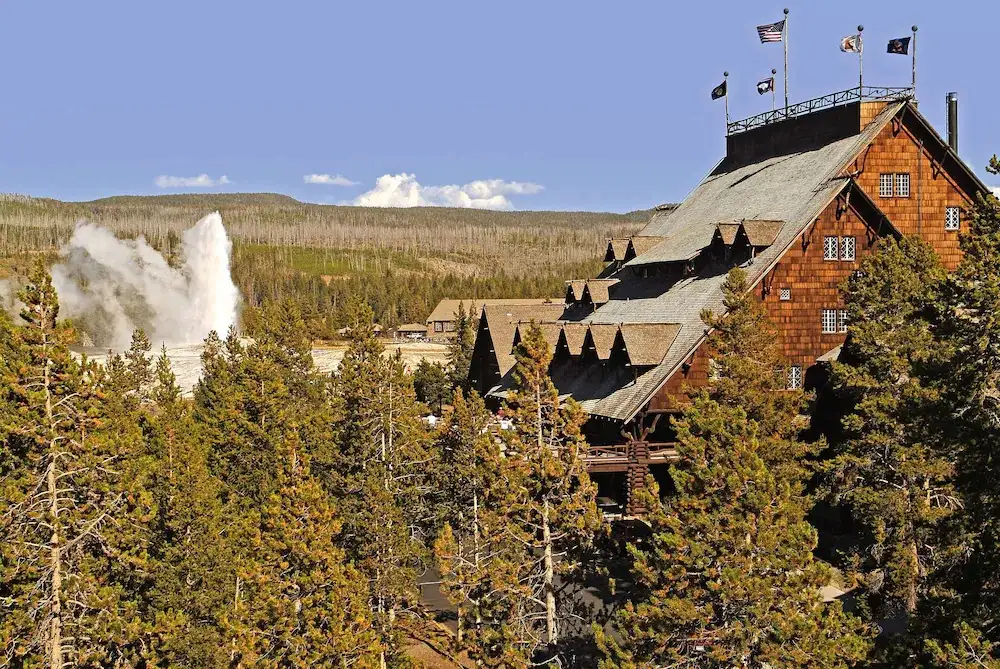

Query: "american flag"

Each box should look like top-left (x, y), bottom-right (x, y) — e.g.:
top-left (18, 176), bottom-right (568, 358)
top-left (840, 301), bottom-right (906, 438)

top-left (757, 20), bottom-right (785, 43)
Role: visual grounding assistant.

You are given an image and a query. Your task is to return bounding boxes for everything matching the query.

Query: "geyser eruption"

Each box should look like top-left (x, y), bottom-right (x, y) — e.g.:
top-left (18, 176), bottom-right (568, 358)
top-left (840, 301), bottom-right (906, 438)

top-left (51, 212), bottom-right (240, 350)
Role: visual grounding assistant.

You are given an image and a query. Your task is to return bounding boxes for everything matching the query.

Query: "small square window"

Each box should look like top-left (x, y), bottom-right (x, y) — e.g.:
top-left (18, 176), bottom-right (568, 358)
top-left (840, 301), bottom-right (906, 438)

top-left (823, 236), bottom-right (839, 261)
top-left (840, 236), bottom-right (856, 261)
top-left (779, 288), bottom-right (791, 301)
top-left (946, 206), bottom-right (961, 231)
top-left (822, 309), bottom-right (838, 334)
top-left (434, 322), bottom-right (443, 333)
top-left (879, 173), bottom-right (894, 198)
top-left (788, 365), bottom-right (802, 390)
top-left (838, 309), bottom-right (849, 333)
top-left (895, 173), bottom-right (910, 198)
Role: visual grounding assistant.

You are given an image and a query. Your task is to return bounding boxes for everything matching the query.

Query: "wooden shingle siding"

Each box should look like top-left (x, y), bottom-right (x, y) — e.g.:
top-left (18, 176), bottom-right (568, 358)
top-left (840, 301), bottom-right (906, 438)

top-left (848, 117), bottom-right (970, 270)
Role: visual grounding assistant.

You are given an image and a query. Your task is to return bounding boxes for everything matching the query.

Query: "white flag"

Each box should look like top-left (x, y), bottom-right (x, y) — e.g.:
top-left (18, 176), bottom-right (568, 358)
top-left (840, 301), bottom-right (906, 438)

top-left (840, 34), bottom-right (862, 53)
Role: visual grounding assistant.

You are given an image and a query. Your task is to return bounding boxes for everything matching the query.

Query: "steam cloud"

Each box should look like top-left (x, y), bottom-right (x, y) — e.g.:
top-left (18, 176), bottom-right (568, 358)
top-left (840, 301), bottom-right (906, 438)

top-left (50, 212), bottom-right (240, 350)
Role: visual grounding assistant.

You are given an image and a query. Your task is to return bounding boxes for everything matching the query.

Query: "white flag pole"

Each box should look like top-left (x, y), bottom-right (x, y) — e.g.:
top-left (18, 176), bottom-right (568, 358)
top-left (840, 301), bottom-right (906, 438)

top-left (783, 8), bottom-right (789, 113)
top-left (858, 25), bottom-right (864, 93)
top-left (912, 25), bottom-right (918, 102)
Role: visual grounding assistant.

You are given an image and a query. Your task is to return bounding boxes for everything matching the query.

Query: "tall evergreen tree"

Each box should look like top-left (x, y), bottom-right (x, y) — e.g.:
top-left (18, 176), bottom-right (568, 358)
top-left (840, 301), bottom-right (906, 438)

top-left (330, 300), bottom-right (431, 668)
top-left (447, 301), bottom-right (477, 391)
top-left (492, 323), bottom-right (602, 664)
top-left (0, 265), bottom-right (144, 667)
top-left (821, 237), bottom-right (954, 616)
top-left (599, 393), bottom-right (872, 668)
top-left (701, 268), bottom-right (815, 488)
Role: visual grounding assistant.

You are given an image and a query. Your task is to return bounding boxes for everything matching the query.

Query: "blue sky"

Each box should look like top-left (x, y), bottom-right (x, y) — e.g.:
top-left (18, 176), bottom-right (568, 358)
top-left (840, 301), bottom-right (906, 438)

top-left (1, 0), bottom-right (996, 211)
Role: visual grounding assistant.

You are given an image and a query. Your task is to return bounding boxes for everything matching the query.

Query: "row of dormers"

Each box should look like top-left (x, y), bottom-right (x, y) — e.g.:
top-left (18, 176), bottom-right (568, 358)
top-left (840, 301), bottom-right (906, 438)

top-left (511, 320), bottom-right (681, 368)
top-left (565, 279), bottom-right (621, 306)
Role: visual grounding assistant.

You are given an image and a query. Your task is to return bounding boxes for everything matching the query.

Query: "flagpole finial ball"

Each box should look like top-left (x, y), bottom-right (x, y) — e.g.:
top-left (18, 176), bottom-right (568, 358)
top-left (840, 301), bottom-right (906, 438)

top-left (858, 24), bottom-right (864, 32)
top-left (912, 25), bottom-right (918, 32)
top-left (724, 71), bottom-right (729, 77)
top-left (783, 7), bottom-right (789, 14)
top-left (772, 68), bottom-right (777, 74)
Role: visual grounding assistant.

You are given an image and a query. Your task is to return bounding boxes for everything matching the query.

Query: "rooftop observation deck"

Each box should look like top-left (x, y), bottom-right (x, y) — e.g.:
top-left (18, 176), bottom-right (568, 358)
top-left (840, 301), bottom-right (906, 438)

top-left (727, 86), bottom-right (914, 136)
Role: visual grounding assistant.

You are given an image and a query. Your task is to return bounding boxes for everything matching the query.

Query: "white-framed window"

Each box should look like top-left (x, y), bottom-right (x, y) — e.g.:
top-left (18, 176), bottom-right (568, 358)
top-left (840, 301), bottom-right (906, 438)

top-left (879, 173), bottom-right (894, 198)
top-left (779, 287), bottom-right (791, 301)
top-left (946, 206), bottom-right (961, 231)
top-left (824, 236), bottom-right (839, 261)
top-left (895, 173), bottom-right (911, 198)
top-left (445, 321), bottom-right (456, 332)
top-left (822, 309), bottom-right (838, 334)
top-left (838, 309), bottom-right (849, 333)
top-left (434, 322), bottom-right (443, 333)
top-left (840, 236), bottom-right (856, 261)
top-left (788, 365), bottom-right (802, 390)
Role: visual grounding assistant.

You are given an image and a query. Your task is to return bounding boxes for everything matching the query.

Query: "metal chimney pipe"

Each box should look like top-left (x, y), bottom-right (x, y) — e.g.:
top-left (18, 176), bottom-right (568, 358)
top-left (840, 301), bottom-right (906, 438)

top-left (947, 92), bottom-right (959, 153)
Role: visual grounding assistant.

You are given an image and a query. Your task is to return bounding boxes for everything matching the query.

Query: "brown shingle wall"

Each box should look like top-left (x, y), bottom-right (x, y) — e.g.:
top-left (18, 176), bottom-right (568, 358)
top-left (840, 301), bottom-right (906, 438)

top-left (851, 120), bottom-right (970, 270)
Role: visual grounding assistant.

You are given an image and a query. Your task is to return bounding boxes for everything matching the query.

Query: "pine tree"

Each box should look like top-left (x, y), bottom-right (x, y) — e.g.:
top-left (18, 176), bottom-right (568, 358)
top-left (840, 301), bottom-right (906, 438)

top-left (599, 393), bottom-right (873, 668)
top-left (432, 390), bottom-right (515, 647)
top-left (330, 300), bottom-right (431, 667)
top-left (447, 301), bottom-right (477, 391)
top-left (701, 267), bottom-right (815, 488)
top-left (821, 237), bottom-right (954, 616)
top-left (0, 265), bottom-right (144, 667)
top-left (413, 359), bottom-right (451, 414)
top-left (142, 349), bottom-right (239, 667)
top-left (927, 171), bottom-right (1000, 648)
top-left (471, 322), bottom-right (604, 665)
top-left (228, 431), bottom-right (381, 667)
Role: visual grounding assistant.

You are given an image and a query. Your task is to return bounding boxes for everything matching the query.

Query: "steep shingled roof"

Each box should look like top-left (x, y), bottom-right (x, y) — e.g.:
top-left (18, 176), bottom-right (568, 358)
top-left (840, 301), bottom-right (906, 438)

top-left (427, 298), bottom-right (558, 324)
top-left (604, 238), bottom-right (630, 262)
top-left (582, 279), bottom-right (620, 305)
top-left (481, 303), bottom-right (567, 377)
top-left (626, 236), bottom-right (668, 261)
top-left (584, 324), bottom-right (620, 361)
top-left (565, 280), bottom-right (587, 303)
top-left (741, 219), bottom-right (785, 247)
top-left (576, 101), bottom-right (906, 421)
top-left (618, 323), bottom-right (682, 366)
top-left (559, 323), bottom-right (588, 356)
top-left (716, 221), bottom-right (741, 245)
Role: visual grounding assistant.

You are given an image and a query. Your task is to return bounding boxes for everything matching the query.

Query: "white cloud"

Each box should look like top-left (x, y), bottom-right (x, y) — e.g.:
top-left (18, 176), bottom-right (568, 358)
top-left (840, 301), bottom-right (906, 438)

top-left (154, 174), bottom-right (231, 188)
top-left (991, 185), bottom-right (1000, 198)
top-left (349, 173), bottom-right (543, 210)
top-left (304, 173), bottom-right (360, 186)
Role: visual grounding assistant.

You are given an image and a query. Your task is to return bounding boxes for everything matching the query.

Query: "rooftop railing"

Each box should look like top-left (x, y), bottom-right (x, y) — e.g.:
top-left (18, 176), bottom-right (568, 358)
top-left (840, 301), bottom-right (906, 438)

top-left (727, 86), bottom-right (913, 135)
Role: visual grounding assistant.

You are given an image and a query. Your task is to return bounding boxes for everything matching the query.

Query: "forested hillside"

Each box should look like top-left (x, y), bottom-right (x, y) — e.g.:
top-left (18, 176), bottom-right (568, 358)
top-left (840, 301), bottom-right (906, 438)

top-left (0, 194), bottom-right (650, 334)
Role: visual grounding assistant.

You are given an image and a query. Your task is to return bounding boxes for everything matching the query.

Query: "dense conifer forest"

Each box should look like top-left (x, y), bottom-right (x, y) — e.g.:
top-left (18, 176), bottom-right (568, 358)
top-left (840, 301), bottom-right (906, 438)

top-left (0, 194), bottom-right (648, 336)
top-left (2, 181), bottom-right (1000, 666)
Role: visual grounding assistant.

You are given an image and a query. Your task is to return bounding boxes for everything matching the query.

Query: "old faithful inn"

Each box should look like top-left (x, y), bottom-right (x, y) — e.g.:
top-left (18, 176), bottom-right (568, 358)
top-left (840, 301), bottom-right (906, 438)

top-left (468, 87), bottom-right (989, 516)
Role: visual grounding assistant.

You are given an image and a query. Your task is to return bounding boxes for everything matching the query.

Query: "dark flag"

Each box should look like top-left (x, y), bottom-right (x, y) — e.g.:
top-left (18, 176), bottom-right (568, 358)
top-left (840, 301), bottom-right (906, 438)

top-left (711, 80), bottom-right (727, 100)
top-left (756, 20), bottom-right (785, 43)
top-left (887, 36), bottom-right (911, 55)
top-left (757, 77), bottom-right (774, 95)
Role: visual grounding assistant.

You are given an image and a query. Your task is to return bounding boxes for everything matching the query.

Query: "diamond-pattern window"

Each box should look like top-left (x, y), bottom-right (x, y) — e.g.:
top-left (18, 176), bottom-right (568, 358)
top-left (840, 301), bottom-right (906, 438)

top-left (823, 236), bottom-right (838, 261)
top-left (779, 288), bottom-right (791, 301)
top-left (788, 365), bottom-right (802, 390)
top-left (840, 236), bottom-right (856, 261)
top-left (946, 206), bottom-right (961, 231)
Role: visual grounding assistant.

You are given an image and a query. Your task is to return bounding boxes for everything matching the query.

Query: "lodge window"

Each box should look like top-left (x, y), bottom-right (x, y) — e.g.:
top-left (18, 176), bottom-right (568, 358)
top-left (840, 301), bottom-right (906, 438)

top-left (838, 309), bottom-right (849, 333)
top-left (879, 173), bottom-right (894, 198)
top-left (840, 236), bottom-right (856, 261)
top-left (879, 173), bottom-right (910, 198)
top-left (895, 173), bottom-right (910, 198)
top-left (823, 236), bottom-right (838, 261)
top-left (822, 309), bottom-right (838, 334)
top-left (946, 206), bottom-right (961, 231)
top-left (434, 322), bottom-right (443, 333)
top-left (779, 287), bottom-right (791, 301)
top-left (787, 365), bottom-right (802, 390)
top-left (445, 321), bottom-right (455, 332)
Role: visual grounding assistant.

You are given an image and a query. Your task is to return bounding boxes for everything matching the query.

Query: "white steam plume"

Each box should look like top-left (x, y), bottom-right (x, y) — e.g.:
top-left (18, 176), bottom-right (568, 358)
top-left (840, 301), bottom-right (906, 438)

top-left (51, 212), bottom-right (240, 350)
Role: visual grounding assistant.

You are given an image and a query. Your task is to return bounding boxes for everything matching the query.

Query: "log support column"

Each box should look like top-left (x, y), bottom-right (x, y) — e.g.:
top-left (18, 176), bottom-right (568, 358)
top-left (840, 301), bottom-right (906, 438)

top-left (625, 440), bottom-right (650, 516)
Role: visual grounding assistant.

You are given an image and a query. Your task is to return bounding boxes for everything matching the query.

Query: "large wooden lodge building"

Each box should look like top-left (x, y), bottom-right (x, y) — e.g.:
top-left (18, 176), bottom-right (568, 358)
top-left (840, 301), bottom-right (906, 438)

top-left (468, 87), bottom-right (990, 515)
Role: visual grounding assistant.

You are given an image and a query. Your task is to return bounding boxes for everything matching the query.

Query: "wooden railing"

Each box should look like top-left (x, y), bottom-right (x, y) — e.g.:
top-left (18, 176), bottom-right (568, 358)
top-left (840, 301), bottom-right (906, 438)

top-left (584, 441), bottom-right (679, 465)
